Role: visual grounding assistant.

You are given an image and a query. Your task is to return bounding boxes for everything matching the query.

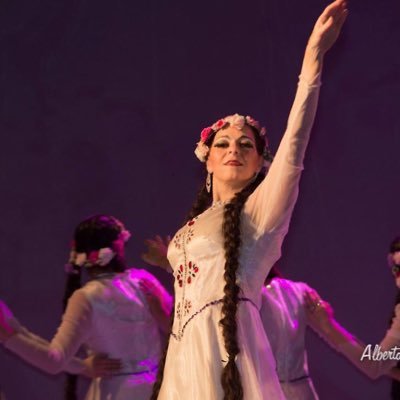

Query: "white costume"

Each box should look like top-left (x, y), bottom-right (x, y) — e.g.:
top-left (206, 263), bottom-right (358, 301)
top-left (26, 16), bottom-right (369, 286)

top-left (4, 268), bottom-right (172, 400)
top-left (158, 75), bottom-right (321, 399)
top-left (261, 278), bottom-right (319, 399)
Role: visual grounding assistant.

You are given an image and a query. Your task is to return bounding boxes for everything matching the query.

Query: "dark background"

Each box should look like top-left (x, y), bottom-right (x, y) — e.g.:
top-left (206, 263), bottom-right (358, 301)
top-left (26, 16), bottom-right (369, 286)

top-left (0, 0), bottom-right (399, 398)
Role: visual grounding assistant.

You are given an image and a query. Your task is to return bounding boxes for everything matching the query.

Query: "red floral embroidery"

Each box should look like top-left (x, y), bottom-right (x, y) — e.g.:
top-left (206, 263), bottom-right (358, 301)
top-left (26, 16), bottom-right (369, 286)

top-left (176, 262), bottom-right (199, 287)
top-left (187, 261), bottom-right (199, 284)
top-left (173, 233), bottom-right (182, 249)
top-left (176, 302), bottom-right (182, 320)
top-left (176, 265), bottom-right (184, 287)
top-left (183, 299), bottom-right (192, 316)
top-left (185, 228), bottom-right (194, 244)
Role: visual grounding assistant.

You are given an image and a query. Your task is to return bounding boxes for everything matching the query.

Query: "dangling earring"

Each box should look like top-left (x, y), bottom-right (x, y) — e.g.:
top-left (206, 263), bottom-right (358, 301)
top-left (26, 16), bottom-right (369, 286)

top-left (249, 171), bottom-right (258, 184)
top-left (206, 172), bottom-right (212, 193)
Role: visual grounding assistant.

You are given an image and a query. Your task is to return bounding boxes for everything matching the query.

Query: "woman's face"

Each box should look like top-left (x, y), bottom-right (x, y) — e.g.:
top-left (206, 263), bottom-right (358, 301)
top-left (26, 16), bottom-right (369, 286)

top-left (390, 251), bottom-right (400, 288)
top-left (206, 125), bottom-right (263, 191)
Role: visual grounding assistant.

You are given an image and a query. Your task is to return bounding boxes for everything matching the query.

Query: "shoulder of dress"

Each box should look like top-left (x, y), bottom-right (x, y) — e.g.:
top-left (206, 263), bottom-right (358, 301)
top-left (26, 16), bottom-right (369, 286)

top-left (125, 267), bottom-right (160, 285)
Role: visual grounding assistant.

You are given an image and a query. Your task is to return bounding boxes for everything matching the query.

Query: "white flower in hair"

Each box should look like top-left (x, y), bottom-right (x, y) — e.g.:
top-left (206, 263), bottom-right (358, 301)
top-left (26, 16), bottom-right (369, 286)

top-left (194, 141), bottom-right (210, 162)
top-left (98, 248), bottom-right (116, 266)
top-left (225, 114), bottom-right (245, 130)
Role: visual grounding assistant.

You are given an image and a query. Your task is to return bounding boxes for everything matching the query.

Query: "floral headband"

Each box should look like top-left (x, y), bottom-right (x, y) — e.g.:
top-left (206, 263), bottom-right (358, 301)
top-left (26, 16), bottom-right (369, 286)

top-left (194, 113), bottom-right (273, 165)
top-left (64, 229), bottom-right (131, 274)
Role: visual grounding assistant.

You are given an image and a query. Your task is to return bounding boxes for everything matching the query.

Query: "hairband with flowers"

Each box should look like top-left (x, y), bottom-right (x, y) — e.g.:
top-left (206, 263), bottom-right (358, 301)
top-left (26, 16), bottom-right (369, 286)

top-left (64, 229), bottom-right (131, 274)
top-left (194, 113), bottom-right (273, 166)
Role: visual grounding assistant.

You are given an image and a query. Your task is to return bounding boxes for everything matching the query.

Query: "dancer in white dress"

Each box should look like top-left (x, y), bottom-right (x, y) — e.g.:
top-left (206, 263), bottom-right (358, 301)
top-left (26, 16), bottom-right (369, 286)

top-left (304, 238), bottom-right (400, 381)
top-left (261, 269), bottom-right (320, 400)
top-left (149, 2), bottom-right (348, 399)
top-left (0, 215), bottom-right (172, 400)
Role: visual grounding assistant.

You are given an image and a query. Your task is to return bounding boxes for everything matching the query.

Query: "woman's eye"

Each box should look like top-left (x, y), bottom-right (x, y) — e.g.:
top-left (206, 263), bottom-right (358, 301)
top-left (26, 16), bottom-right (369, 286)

top-left (240, 142), bottom-right (254, 148)
top-left (214, 142), bottom-right (229, 148)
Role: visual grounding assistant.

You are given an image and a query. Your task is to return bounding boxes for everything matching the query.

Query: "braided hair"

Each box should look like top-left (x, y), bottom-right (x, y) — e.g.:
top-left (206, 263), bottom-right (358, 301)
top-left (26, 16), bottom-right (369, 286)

top-left (62, 215), bottom-right (127, 400)
top-left (151, 123), bottom-right (267, 400)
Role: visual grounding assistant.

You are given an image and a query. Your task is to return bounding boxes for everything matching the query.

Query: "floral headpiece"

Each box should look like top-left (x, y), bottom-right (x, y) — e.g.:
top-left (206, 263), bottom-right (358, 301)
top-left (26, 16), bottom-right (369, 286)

top-left (194, 113), bottom-right (273, 166)
top-left (64, 229), bottom-right (131, 274)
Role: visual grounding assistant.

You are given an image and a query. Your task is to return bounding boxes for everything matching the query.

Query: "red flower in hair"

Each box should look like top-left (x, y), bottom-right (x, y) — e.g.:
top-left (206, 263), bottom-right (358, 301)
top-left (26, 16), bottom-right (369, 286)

top-left (200, 127), bottom-right (213, 142)
top-left (88, 251), bottom-right (99, 264)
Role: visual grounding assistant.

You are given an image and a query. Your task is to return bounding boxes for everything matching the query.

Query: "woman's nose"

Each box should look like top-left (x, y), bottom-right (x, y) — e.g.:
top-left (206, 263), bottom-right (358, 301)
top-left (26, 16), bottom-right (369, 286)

top-left (228, 143), bottom-right (239, 154)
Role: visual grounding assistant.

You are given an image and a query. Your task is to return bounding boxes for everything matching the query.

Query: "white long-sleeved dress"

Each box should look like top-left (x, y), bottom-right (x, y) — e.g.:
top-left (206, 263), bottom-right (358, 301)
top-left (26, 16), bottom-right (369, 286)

top-left (260, 278), bottom-right (319, 400)
top-left (158, 75), bottom-right (321, 400)
top-left (4, 268), bottom-right (172, 400)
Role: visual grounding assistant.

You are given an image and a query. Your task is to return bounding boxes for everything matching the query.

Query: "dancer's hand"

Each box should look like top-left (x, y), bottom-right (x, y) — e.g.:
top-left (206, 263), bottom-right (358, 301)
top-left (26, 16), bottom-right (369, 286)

top-left (0, 300), bottom-right (17, 342)
top-left (142, 235), bottom-right (173, 273)
top-left (304, 289), bottom-right (334, 331)
top-left (82, 354), bottom-right (122, 378)
top-left (308, 0), bottom-right (348, 55)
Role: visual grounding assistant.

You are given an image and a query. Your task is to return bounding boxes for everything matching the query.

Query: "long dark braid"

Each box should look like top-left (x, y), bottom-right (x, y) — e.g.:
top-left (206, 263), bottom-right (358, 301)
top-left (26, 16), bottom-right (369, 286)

top-left (219, 173), bottom-right (264, 400)
top-left (62, 215), bottom-right (126, 400)
top-left (215, 123), bottom-right (266, 399)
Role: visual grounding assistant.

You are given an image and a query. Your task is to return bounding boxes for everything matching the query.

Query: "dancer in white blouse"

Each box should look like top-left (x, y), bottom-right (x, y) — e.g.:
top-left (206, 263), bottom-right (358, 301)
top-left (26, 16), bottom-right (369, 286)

top-left (146, 2), bottom-right (348, 399)
top-left (0, 215), bottom-right (172, 400)
top-left (304, 237), bottom-right (400, 382)
top-left (260, 267), bottom-right (320, 400)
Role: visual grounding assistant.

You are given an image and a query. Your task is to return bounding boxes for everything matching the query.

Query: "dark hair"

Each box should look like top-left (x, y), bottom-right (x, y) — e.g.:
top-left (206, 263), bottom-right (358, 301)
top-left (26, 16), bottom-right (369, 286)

top-left (390, 236), bottom-right (400, 254)
top-left (151, 122), bottom-right (266, 400)
top-left (63, 215), bottom-right (126, 400)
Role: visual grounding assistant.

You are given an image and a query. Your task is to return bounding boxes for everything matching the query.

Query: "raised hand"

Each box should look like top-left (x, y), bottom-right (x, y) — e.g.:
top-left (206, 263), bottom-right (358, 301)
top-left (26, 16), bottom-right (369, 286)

top-left (308, 0), bottom-right (348, 55)
top-left (141, 235), bottom-right (173, 273)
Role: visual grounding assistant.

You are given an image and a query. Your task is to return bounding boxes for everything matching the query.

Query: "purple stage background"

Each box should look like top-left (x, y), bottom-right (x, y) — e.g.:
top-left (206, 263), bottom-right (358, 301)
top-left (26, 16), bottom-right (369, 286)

top-left (0, 0), bottom-right (399, 398)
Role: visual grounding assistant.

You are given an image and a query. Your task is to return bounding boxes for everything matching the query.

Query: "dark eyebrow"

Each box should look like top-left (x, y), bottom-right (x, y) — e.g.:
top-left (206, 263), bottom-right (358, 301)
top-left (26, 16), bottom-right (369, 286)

top-left (214, 134), bottom-right (255, 141)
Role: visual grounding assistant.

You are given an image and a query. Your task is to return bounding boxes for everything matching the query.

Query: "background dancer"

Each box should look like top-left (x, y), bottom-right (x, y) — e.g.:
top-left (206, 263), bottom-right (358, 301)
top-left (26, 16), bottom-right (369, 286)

top-left (0, 215), bottom-right (172, 400)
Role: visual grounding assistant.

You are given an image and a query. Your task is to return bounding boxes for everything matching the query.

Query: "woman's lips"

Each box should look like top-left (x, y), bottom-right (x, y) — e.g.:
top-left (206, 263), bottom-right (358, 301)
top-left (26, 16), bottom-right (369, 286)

top-left (225, 160), bottom-right (243, 166)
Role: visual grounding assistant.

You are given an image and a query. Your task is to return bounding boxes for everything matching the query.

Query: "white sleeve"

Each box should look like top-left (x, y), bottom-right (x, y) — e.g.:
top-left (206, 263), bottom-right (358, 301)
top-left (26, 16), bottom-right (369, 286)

top-left (244, 74), bottom-right (321, 237)
top-left (336, 334), bottom-right (398, 379)
top-left (311, 304), bottom-right (400, 379)
top-left (4, 290), bottom-right (92, 375)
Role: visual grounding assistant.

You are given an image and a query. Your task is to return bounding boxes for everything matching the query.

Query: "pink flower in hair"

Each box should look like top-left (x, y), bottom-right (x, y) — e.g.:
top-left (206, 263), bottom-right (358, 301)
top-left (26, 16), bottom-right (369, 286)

top-left (200, 127), bottom-right (213, 142)
top-left (245, 115), bottom-right (260, 130)
top-left (195, 113), bottom-right (270, 163)
top-left (119, 230), bottom-right (131, 242)
top-left (112, 239), bottom-right (124, 254)
top-left (260, 127), bottom-right (267, 138)
top-left (212, 119), bottom-right (226, 131)
top-left (88, 251), bottom-right (99, 264)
